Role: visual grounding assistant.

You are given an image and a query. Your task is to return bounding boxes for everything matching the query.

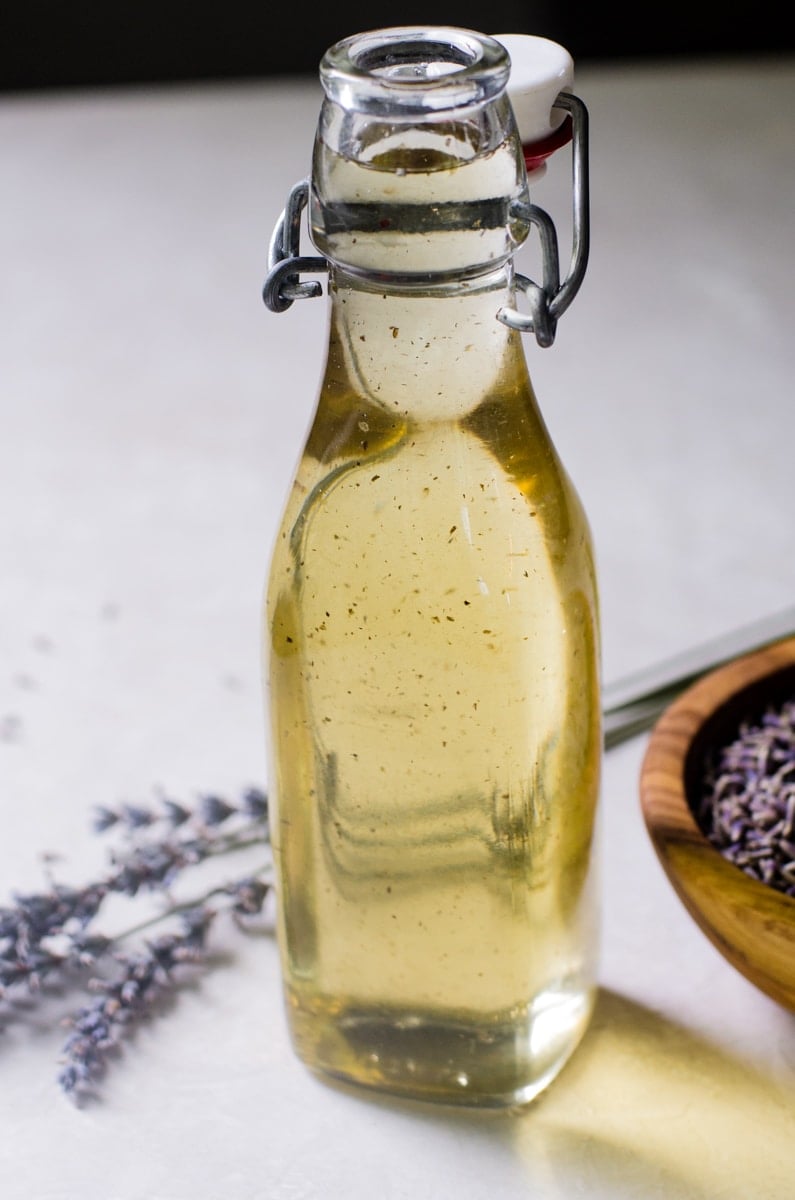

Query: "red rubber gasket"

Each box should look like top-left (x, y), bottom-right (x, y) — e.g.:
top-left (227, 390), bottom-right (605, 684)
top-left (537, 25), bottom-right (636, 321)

top-left (523, 114), bottom-right (573, 172)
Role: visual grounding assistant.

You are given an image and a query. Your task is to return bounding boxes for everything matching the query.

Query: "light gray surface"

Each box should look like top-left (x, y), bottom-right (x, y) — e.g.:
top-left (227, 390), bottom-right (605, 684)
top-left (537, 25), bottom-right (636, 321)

top-left (1, 55), bottom-right (794, 1199)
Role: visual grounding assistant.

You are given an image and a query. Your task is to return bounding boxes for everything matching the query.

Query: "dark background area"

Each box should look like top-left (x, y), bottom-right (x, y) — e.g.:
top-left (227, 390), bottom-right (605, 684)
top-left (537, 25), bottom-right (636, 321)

top-left (2, 1), bottom-right (792, 92)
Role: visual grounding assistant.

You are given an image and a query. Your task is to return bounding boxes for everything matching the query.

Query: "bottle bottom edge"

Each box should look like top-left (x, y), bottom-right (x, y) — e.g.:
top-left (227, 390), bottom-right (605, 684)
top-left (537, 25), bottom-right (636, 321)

top-left (287, 981), bottom-right (595, 1110)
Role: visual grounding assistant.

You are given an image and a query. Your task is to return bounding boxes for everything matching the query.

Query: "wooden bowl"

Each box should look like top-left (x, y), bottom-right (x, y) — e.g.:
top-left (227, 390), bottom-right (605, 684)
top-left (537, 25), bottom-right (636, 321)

top-left (639, 635), bottom-right (795, 1012)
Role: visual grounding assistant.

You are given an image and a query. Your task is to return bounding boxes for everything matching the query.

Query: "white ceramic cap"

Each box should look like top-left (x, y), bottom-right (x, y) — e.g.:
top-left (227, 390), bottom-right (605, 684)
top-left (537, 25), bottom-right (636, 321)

top-left (493, 33), bottom-right (574, 146)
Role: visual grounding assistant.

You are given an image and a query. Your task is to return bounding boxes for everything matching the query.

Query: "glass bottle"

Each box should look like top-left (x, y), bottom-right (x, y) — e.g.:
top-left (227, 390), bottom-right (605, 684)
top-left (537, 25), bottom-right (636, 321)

top-left (262, 26), bottom-right (601, 1109)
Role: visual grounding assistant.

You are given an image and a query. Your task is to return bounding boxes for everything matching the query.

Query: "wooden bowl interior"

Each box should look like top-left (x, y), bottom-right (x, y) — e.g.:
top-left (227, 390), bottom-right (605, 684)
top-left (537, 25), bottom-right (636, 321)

top-left (683, 661), bottom-right (795, 834)
top-left (641, 641), bottom-right (795, 1012)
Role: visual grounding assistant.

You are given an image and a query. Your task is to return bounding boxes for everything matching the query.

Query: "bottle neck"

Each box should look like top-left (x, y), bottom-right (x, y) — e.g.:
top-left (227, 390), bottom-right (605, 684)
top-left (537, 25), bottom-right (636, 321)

top-left (324, 264), bottom-right (530, 423)
top-left (309, 31), bottom-right (530, 279)
top-left (309, 131), bottom-right (530, 279)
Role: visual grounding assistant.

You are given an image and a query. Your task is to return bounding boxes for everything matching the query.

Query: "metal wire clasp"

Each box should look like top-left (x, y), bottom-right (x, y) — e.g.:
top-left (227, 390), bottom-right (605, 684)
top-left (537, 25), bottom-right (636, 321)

top-left (262, 91), bottom-right (589, 346)
top-left (498, 93), bottom-right (590, 347)
top-left (262, 180), bottom-right (327, 313)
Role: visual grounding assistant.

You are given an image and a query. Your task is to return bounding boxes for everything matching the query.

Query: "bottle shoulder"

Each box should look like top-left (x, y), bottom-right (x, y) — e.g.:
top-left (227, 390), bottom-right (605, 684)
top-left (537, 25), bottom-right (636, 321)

top-left (316, 278), bottom-right (537, 424)
top-left (269, 395), bottom-right (592, 577)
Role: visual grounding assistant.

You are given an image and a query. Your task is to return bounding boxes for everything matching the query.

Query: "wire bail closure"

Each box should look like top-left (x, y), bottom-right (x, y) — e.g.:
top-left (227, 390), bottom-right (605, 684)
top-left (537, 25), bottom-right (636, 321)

top-left (261, 180), bottom-right (326, 314)
top-left (262, 92), bottom-right (589, 348)
top-left (496, 93), bottom-right (589, 347)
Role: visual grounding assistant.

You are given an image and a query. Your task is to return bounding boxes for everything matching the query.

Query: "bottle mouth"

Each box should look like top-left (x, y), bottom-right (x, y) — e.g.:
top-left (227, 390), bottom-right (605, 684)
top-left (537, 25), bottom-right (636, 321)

top-left (319, 26), bottom-right (510, 115)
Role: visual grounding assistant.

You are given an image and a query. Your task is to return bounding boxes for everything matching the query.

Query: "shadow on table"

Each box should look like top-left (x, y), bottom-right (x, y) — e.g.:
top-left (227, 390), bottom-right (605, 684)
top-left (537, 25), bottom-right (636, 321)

top-left (506, 986), bottom-right (794, 1197)
top-left (335, 986), bottom-right (794, 1199)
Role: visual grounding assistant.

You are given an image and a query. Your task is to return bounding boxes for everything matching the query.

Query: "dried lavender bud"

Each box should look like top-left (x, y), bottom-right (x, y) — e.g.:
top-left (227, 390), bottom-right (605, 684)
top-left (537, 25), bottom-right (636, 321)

top-left (9, 882), bottom-right (107, 942)
top-left (197, 793), bottom-right (236, 827)
top-left (67, 932), bottom-right (113, 968)
top-left (120, 803), bottom-right (156, 829)
top-left (92, 806), bottom-right (120, 833)
top-left (241, 787), bottom-right (269, 821)
top-left (107, 840), bottom-right (203, 897)
top-left (698, 696), bottom-right (795, 897)
top-left (1, 944), bottom-right (63, 992)
top-left (160, 798), bottom-right (191, 826)
top-left (3, 940), bottom-right (53, 994)
top-left (227, 876), bottom-right (272, 917)
top-left (0, 881), bottom-right (111, 1001)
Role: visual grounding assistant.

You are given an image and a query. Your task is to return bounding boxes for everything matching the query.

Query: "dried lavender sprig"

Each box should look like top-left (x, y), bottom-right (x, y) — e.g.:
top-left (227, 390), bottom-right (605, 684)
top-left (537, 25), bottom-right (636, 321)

top-left (1, 880), bottom-right (107, 943)
top-left (57, 906), bottom-right (215, 1099)
top-left (113, 873), bottom-right (274, 944)
top-left (57, 872), bottom-right (273, 1102)
top-left (0, 787), bottom-right (270, 1004)
top-left (96, 789), bottom-right (270, 923)
top-left (698, 697), bottom-right (795, 896)
top-left (0, 786), bottom-right (273, 1101)
top-left (1, 882), bottom-right (110, 996)
top-left (92, 786), bottom-right (269, 838)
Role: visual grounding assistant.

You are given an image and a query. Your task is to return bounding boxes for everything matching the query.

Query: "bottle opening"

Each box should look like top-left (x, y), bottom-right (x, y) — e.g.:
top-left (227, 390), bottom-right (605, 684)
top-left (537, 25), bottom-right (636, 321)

top-left (354, 35), bottom-right (476, 76)
top-left (320, 27), bottom-right (510, 115)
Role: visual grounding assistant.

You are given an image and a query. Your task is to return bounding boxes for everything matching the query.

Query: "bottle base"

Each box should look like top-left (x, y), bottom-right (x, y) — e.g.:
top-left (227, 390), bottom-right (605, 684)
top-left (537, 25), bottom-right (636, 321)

top-left (288, 982), bottom-right (595, 1110)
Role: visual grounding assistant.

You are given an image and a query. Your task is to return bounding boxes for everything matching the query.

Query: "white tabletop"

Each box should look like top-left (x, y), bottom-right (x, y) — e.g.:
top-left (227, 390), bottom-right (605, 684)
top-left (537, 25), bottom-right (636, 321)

top-left (1, 54), bottom-right (794, 1199)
